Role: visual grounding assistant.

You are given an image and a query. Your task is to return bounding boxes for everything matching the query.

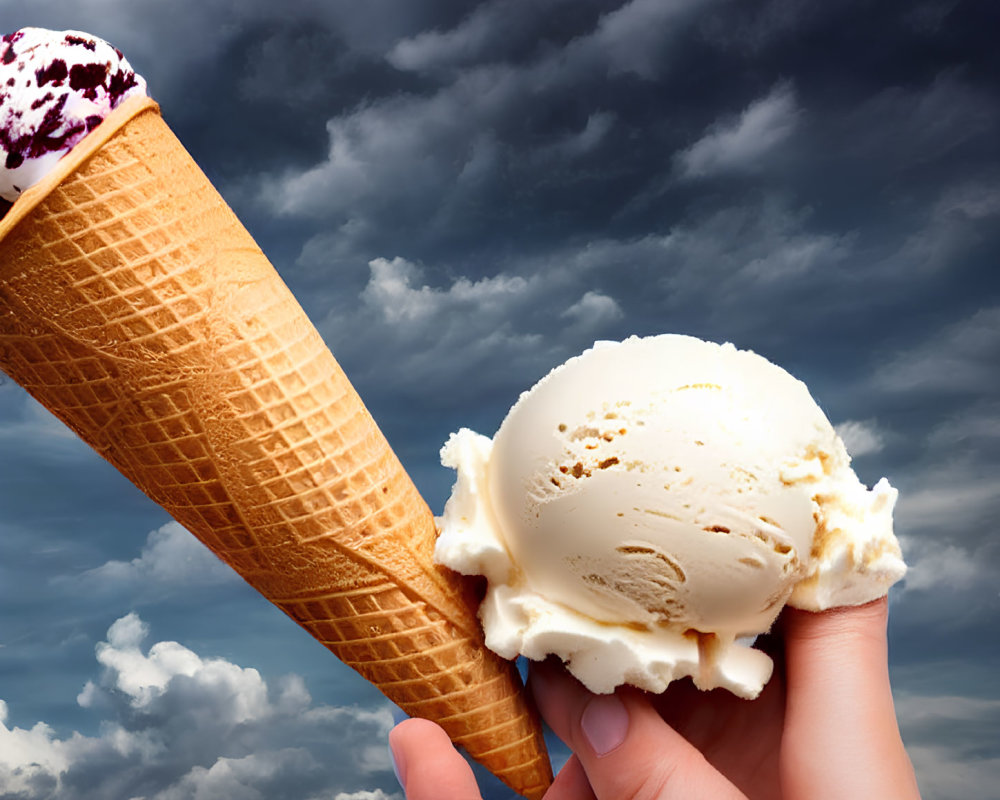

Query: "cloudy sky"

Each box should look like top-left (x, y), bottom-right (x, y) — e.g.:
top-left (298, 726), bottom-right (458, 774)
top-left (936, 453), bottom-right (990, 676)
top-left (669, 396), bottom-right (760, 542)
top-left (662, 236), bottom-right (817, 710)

top-left (1, 1), bottom-right (998, 798)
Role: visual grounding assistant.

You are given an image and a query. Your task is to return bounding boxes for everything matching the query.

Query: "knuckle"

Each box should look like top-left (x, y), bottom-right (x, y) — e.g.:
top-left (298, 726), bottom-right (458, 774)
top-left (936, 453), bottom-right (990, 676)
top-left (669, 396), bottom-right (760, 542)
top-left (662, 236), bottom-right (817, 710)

top-left (620, 759), bottom-right (683, 800)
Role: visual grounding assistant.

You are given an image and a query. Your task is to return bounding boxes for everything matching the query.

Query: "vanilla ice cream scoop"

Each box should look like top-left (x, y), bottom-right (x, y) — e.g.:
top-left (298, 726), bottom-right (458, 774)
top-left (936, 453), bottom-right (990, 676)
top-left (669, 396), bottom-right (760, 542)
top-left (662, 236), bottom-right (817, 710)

top-left (435, 335), bottom-right (906, 698)
top-left (1, 28), bottom-right (146, 203)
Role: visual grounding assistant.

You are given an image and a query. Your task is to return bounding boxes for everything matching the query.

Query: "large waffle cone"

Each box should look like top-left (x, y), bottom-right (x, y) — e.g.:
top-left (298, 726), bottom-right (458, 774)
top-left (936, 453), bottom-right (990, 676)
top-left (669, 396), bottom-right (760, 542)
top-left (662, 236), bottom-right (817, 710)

top-left (0, 96), bottom-right (551, 799)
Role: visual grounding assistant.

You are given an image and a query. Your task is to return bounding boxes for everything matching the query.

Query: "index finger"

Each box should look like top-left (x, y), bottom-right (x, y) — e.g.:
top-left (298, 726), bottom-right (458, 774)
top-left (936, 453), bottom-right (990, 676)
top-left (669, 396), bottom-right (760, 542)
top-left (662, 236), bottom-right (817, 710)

top-left (530, 660), bottom-right (747, 800)
top-left (389, 718), bottom-right (483, 800)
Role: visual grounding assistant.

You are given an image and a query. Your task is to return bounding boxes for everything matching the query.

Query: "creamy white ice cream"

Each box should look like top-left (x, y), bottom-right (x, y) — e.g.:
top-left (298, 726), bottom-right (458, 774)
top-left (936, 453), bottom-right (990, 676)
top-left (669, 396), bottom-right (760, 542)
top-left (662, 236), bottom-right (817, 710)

top-left (1, 28), bottom-right (147, 203)
top-left (435, 335), bottom-right (906, 698)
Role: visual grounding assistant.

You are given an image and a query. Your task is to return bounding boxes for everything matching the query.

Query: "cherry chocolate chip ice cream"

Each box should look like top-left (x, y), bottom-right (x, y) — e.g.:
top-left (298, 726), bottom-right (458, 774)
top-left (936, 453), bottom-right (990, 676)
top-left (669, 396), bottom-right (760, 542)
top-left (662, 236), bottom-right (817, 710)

top-left (0, 27), bottom-right (146, 205)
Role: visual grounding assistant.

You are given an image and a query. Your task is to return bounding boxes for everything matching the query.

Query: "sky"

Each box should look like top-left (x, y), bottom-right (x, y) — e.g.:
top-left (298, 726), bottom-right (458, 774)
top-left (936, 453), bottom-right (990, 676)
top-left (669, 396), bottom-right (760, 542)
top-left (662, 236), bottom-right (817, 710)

top-left (0, 0), bottom-right (998, 798)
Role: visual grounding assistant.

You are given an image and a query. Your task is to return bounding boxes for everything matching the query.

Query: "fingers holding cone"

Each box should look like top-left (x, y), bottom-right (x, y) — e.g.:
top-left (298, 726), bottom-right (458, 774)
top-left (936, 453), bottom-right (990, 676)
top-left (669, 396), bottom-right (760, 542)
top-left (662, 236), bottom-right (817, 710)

top-left (530, 660), bottom-right (747, 800)
top-left (390, 718), bottom-right (484, 800)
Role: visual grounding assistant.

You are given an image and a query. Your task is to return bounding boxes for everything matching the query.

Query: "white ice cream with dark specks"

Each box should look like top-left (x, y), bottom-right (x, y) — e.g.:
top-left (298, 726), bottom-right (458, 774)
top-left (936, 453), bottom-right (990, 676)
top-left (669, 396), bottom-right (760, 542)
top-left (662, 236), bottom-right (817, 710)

top-left (0, 27), bottom-right (146, 202)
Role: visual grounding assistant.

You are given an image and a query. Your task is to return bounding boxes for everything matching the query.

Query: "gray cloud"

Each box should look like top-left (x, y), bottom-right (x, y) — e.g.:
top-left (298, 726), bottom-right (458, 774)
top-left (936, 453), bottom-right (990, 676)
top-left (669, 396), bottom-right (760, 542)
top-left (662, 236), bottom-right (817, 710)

top-left (843, 70), bottom-right (998, 170)
top-left (318, 256), bottom-right (568, 406)
top-left (926, 401), bottom-right (1000, 451)
top-left (674, 82), bottom-right (801, 179)
top-left (0, 3), bottom-right (998, 797)
top-left (665, 202), bottom-right (845, 283)
top-left (898, 538), bottom-right (992, 594)
top-left (261, 67), bottom-right (520, 222)
top-left (1, 0), bottom-right (459, 84)
top-left (895, 692), bottom-right (1000, 800)
top-left (895, 457), bottom-right (999, 546)
top-left (881, 178), bottom-right (1000, 276)
top-left (386, 0), bottom-right (574, 74)
top-left (306, 199), bottom-right (858, 404)
top-left (69, 523), bottom-right (238, 595)
top-left (699, 0), bottom-right (836, 52)
top-left (561, 290), bottom-right (624, 329)
top-left (0, 394), bottom-right (92, 462)
top-left (0, 615), bottom-right (400, 800)
top-left (254, 0), bottom-right (728, 272)
top-left (835, 419), bottom-right (888, 458)
top-left (860, 306), bottom-right (1000, 627)
top-left (582, 0), bottom-right (716, 80)
top-left (875, 306), bottom-right (1000, 395)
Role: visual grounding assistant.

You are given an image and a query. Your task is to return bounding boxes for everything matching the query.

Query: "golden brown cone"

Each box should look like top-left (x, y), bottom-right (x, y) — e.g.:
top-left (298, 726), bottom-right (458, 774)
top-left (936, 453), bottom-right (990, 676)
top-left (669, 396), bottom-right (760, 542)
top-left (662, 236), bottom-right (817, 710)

top-left (0, 96), bottom-right (552, 799)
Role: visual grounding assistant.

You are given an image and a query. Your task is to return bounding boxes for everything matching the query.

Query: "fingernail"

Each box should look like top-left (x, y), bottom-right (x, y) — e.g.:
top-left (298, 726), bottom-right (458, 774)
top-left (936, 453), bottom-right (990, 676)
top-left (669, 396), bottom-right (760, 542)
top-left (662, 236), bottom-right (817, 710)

top-left (581, 694), bottom-right (629, 757)
top-left (389, 737), bottom-right (406, 789)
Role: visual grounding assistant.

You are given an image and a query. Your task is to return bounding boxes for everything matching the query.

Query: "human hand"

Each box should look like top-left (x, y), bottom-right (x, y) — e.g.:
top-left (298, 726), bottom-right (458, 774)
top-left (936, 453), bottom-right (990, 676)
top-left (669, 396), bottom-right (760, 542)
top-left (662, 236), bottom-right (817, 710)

top-left (388, 597), bottom-right (921, 799)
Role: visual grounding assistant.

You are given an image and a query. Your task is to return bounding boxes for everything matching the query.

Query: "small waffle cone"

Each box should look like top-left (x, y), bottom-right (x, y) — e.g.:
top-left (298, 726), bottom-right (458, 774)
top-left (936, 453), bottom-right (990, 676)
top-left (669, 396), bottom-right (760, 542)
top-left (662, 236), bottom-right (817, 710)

top-left (0, 96), bottom-right (551, 799)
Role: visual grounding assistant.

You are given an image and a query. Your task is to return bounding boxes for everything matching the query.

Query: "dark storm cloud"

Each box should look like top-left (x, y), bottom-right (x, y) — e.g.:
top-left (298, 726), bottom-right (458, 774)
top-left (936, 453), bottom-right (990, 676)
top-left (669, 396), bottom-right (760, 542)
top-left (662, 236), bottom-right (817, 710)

top-left (244, 0), bottom-right (999, 348)
top-left (1, 3), bottom-right (998, 799)
top-left (859, 303), bottom-right (1000, 661)
top-left (256, 0), bottom-right (728, 267)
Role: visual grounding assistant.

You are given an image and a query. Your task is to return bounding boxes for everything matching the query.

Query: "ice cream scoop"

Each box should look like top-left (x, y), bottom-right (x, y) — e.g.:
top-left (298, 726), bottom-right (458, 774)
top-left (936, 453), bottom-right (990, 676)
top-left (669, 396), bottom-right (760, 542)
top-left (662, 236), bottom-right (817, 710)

top-left (1, 27), bottom-right (146, 202)
top-left (435, 335), bottom-right (907, 698)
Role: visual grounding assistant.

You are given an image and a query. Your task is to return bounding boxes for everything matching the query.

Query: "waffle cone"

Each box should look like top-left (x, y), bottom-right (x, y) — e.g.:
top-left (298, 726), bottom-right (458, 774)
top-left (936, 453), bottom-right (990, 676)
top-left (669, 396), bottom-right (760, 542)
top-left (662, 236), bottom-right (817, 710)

top-left (0, 96), bottom-right (551, 799)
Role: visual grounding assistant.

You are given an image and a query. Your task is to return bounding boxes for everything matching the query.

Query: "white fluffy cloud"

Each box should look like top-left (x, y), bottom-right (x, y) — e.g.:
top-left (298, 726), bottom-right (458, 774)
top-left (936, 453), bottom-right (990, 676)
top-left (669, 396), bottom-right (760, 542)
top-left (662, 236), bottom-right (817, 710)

top-left (81, 613), bottom-right (271, 722)
top-left (675, 82), bottom-right (800, 178)
top-left (835, 419), bottom-right (887, 458)
top-left (561, 290), bottom-right (624, 328)
top-left (842, 307), bottom-right (1000, 632)
top-left (318, 256), bottom-right (622, 403)
top-left (898, 540), bottom-right (991, 594)
top-left (0, 614), bottom-right (399, 800)
top-left (362, 257), bottom-right (533, 325)
top-left (0, 699), bottom-right (75, 795)
top-left (75, 522), bottom-right (237, 592)
top-left (302, 194), bottom-right (861, 406)
top-left (896, 463), bottom-right (1000, 538)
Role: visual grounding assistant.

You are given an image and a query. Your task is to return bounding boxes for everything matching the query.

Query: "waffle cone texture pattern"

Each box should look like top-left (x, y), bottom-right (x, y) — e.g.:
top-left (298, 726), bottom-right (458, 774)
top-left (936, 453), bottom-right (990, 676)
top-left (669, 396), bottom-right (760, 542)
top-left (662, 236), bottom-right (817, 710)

top-left (0, 96), bottom-right (551, 799)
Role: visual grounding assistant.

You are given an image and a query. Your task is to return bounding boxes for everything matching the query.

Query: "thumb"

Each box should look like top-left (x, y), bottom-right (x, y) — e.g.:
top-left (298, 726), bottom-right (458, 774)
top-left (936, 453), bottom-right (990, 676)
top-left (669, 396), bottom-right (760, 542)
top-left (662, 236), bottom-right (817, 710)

top-left (530, 661), bottom-right (747, 800)
top-left (780, 598), bottom-right (920, 799)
